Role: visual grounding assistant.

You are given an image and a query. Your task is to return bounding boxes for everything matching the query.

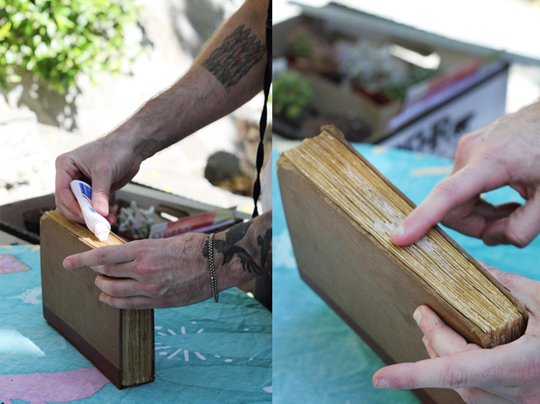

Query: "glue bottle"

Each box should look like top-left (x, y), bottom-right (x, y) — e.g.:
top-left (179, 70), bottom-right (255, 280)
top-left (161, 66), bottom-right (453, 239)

top-left (70, 180), bottom-right (111, 241)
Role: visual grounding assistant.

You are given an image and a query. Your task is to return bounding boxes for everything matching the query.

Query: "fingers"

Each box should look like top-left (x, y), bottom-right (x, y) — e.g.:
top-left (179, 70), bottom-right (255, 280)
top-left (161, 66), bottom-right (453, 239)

top-left (421, 336), bottom-right (439, 359)
top-left (414, 305), bottom-right (478, 358)
top-left (63, 245), bottom-right (134, 270)
top-left (98, 293), bottom-right (154, 310)
top-left (55, 157), bottom-right (84, 223)
top-left (89, 260), bottom-right (138, 280)
top-left (440, 199), bottom-right (492, 238)
top-left (372, 345), bottom-right (522, 390)
top-left (392, 162), bottom-right (509, 246)
top-left (473, 202), bottom-right (521, 221)
top-left (482, 195), bottom-right (540, 247)
top-left (95, 275), bottom-right (143, 298)
top-left (55, 190), bottom-right (83, 223)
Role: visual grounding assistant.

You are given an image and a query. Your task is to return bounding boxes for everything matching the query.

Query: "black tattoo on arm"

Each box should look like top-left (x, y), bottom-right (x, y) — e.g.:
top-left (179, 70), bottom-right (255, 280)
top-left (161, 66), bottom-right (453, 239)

top-left (214, 220), bottom-right (261, 273)
top-left (257, 227), bottom-right (271, 273)
top-left (202, 24), bottom-right (265, 89)
top-left (203, 212), bottom-right (272, 274)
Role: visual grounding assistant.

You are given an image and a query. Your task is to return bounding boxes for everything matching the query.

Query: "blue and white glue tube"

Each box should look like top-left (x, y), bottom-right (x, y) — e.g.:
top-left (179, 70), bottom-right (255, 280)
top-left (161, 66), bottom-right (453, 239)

top-left (69, 180), bottom-right (111, 242)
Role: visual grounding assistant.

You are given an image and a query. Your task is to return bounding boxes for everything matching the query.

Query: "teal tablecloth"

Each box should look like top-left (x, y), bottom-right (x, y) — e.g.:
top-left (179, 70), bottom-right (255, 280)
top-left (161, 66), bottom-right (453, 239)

top-left (0, 245), bottom-right (271, 403)
top-left (273, 144), bottom-right (540, 404)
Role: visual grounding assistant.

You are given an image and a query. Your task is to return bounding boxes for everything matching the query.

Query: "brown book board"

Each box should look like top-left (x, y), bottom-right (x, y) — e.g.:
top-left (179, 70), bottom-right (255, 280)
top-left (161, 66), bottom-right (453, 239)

top-left (277, 125), bottom-right (527, 404)
top-left (40, 210), bottom-right (154, 388)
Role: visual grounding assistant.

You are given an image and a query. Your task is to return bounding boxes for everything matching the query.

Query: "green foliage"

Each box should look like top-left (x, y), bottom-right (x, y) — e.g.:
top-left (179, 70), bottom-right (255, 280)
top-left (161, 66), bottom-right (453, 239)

top-left (273, 71), bottom-right (313, 122)
top-left (0, 0), bottom-right (144, 93)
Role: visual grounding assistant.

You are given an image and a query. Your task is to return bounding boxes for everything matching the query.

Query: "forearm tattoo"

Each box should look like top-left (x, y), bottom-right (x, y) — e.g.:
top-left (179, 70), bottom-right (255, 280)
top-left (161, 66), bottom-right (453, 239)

top-left (202, 24), bottom-right (265, 89)
top-left (203, 212), bottom-right (272, 274)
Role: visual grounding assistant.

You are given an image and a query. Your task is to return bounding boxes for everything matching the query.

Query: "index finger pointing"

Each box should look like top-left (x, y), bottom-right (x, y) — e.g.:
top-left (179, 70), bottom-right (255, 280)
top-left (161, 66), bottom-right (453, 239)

top-left (63, 245), bottom-right (134, 270)
top-left (392, 162), bottom-right (509, 246)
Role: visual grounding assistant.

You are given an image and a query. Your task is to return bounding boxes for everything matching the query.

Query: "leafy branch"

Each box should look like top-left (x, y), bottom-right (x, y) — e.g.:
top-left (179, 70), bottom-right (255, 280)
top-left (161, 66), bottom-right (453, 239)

top-left (0, 0), bottom-right (147, 93)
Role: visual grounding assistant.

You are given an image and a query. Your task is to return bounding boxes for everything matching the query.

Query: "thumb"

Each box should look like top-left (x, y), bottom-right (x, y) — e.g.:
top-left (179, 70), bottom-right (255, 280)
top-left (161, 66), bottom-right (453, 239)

top-left (91, 176), bottom-right (112, 218)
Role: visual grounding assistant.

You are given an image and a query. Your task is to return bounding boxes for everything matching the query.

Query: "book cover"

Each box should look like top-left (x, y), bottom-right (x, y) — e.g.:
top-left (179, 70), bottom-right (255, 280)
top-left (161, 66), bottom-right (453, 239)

top-left (40, 210), bottom-right (154, 388)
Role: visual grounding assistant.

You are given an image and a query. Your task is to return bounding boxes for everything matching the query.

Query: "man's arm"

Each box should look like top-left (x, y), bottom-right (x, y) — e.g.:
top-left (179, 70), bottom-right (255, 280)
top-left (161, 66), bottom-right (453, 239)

top-left (117, 0), bottom-right (269, 160)
top-left (211, 211), bottom-right (272, 293)
top-left (55, 0), bottom-right (269, 222)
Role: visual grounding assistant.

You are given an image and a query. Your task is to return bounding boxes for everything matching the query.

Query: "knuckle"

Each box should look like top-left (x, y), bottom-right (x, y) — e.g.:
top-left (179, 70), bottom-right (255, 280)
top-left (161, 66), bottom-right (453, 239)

top-left (100, 265), bottom-right (112, 276)
top-left (131, 240), bottom-right (149, 256)
top-left (55, 153), bottom-right (68, 168)
top-left (96, 248), bottom-right (109, 264)
top-left (143, 282), bottom-right (157, 296)
top-left (520, 357), bottom-right (540, 382)
top-left (121, 299), bottom-right (138, 310)
top-left (98, 279), bottom-right (115, 295)
top-left (133, 261), bottom-right (150, 277)
top-left (433, 179), bottom-right (459, 200)
top-left (505, 227), bottom-right (530, 248)
top-left (456, 132), bottom-right (475, 154)
top-left (144, 282), bottom-right (166, 298)
top-left (420, 315), bottom-right (439, 338)
top-left (126, 241), bottom-right (141, 256)
top-left (441, 365), bottom-right (467, 388)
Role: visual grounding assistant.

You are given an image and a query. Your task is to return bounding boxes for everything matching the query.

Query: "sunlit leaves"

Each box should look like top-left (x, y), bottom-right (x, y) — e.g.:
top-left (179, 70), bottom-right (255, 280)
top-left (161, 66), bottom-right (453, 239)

top-left (0, 0), bottom-right (144, 93)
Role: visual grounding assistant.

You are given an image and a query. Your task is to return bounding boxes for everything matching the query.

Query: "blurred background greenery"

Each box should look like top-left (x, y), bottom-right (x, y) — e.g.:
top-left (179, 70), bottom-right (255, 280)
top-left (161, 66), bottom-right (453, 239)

top-left (0, 0), bottom-right (145, 94)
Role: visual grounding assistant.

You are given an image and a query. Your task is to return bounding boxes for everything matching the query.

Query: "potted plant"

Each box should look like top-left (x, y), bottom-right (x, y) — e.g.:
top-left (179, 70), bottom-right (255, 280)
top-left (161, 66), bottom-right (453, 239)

top-left (273, 70), bottom-right (314, 128)
top-left (285, 26), bottom-right (339, 80)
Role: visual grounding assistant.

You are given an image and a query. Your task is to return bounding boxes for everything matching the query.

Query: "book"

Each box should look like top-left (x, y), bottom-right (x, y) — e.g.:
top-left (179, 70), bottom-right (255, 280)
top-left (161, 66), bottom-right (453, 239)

top-left (40, 210), bottom-right (154, 388)
top-left (277, 125), bottom-right (527, 403)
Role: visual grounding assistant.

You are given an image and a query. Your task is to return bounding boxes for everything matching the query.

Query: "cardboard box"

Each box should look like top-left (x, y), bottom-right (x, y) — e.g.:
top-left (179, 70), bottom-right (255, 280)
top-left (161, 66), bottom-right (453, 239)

top-left (273, 5), bottom-right (509, 157)
top-left (0, 182), bottom-right (250, 244)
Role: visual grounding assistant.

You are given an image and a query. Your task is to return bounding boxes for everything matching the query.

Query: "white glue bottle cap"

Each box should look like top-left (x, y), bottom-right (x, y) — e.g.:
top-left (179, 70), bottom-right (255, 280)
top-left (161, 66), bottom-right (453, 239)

top-left (70, 180), bottom-right (111, 242)
top-left (94, 222), bottom-right (111, 242)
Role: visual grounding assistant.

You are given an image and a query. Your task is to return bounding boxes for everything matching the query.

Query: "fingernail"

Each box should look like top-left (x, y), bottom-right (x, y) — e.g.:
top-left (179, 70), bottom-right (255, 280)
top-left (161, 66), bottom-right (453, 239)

top-left (63, 258), bottom-right (71, 269)
top-left (373, 378), bottom-right (389, 389)
top-left (413, 307), bottom-right (423, 325)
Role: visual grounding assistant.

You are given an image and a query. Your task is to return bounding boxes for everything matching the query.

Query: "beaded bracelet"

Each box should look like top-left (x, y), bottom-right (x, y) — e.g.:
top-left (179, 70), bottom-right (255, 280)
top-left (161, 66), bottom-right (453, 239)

top-left (205, 233), bottom-right (219, 303)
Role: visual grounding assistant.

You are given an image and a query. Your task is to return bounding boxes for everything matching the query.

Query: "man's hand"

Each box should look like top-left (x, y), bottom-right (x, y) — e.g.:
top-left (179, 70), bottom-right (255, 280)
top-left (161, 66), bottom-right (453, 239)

top-left (63, 233), bottom-right (210, 309)
top-left (55, 135), bottom-right (142, 224)
top-left (372, 268), bottom-right (540, 403)
top-left (391, 101), bottom-right (540, 248)
top-left (62, 212), bottom-right (271, 309)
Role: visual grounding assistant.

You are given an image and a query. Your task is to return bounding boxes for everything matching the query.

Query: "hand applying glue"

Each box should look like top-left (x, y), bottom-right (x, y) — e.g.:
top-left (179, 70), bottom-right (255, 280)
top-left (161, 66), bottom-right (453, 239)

top-left (70, 180), bottom-right (111, 241)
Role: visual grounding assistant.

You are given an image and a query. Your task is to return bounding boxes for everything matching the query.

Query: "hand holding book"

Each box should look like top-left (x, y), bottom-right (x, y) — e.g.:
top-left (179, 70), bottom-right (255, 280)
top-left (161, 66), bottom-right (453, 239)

top-left (63, 212), bottom-right (271, 309)
top-left (279, 126), bottom-right (529, 402)
top-left (373, 266), bottom-right (540, 403)
top-left (380, 101), bottom-right (540, 402)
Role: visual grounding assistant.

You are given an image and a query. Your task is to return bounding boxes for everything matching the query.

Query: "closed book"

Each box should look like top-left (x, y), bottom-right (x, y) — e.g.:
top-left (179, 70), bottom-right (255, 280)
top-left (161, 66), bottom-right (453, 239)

top-left (40, 210), bottom-right (154, 388)
top-left (277, 125), bottom-right (527, 403)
